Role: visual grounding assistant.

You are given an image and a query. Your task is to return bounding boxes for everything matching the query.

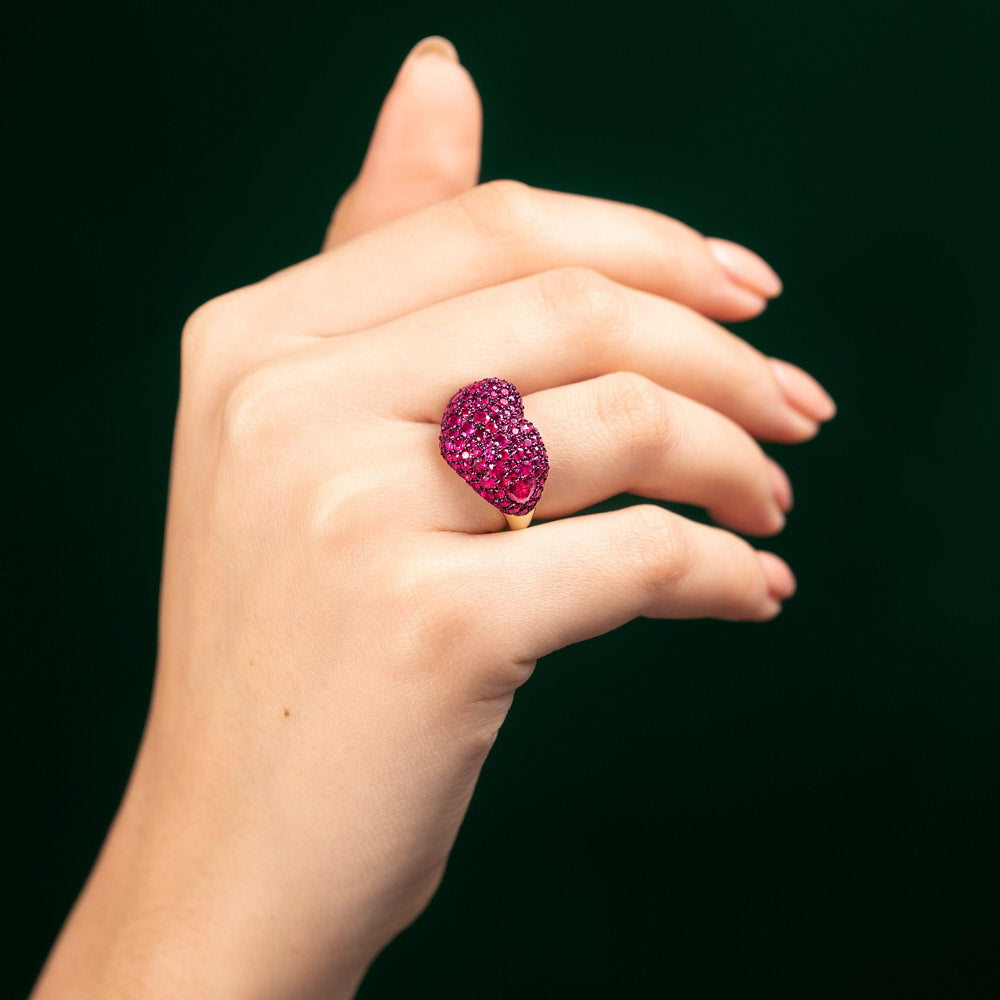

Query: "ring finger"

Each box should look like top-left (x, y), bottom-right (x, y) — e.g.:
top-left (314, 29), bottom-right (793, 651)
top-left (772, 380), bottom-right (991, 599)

top-left (415, 371), bottom-right (790, 536)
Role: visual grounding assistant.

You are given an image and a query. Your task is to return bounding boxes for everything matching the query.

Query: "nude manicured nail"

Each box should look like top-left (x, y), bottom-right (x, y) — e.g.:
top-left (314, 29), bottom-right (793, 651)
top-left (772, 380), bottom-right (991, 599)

top-left (706, 237), bottom-right (783, 299)
top-left (757, 551), bottom-right (797, 601)
top-left (760, 598), bottom-right (783, 620)
top-left (766, 457), bottom-right (794, 513)
top-left (768, 358), bottom-right (837, 422)
top-left (403, 35), bottom-right (460, 66)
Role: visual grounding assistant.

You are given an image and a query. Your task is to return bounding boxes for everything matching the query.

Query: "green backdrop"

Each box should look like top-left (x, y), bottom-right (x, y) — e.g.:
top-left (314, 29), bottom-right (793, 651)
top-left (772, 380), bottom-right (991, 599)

top-left (9, 1), bottom-right (998, 996)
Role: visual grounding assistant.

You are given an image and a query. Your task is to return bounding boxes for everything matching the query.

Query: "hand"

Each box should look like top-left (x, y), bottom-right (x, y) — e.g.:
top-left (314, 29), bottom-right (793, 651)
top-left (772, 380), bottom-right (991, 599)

top-left (33, 37), bottom-right (835, 1000)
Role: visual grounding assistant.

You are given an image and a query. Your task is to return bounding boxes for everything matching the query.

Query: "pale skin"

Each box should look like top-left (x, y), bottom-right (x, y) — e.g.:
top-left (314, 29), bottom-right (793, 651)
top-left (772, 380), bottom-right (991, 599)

top-left (32, 36), bottom-right (836, 1000)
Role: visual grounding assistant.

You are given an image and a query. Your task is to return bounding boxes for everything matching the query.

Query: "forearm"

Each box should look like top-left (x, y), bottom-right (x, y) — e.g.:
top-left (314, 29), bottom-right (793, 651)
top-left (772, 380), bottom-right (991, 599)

top-left (32, 737), bottom-right (372, 1000)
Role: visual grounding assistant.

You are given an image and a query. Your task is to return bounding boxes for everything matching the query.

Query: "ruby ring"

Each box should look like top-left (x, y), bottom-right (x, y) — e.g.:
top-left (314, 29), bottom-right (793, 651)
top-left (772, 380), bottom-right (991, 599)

top-left (438, 378), bottom-right (549, 530)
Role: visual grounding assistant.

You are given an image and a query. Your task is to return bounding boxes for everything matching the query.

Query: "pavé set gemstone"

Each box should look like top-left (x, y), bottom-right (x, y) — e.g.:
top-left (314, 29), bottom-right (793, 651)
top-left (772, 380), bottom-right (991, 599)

top-left (439, 378), bottom-right (549, 517)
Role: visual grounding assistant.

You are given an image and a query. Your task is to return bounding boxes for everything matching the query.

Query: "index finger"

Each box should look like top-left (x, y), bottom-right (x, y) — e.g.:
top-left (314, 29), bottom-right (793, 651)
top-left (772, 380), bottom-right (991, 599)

top-left (254, 181), bottom-right (781, 336)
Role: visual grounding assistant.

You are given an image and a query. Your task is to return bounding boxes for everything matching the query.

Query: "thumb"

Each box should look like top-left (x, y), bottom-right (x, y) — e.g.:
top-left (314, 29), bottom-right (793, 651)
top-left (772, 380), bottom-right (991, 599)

top-left (323, 36), bottom-right (483, 249)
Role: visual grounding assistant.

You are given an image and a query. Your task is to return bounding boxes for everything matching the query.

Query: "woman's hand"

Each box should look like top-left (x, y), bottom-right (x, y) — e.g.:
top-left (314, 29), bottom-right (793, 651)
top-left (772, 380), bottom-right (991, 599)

top-left (33, 38), bottom-right (834, 1000)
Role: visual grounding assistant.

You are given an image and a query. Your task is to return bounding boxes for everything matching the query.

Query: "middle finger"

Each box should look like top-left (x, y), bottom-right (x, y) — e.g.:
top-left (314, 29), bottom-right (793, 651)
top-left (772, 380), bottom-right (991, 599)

top-left (343, 267), bottom-right (818, 443)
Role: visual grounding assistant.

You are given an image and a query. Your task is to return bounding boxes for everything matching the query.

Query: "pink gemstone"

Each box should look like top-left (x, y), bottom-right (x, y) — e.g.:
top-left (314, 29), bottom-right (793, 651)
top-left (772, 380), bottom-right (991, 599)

top-left (510, 478), bottom-right (534, 502)
top-left (440, 378), bottom-right (547, 515)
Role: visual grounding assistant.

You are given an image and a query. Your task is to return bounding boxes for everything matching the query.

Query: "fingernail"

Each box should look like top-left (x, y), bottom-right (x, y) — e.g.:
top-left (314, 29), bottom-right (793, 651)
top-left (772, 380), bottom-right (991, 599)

top-left (706, 237), bottom-right (783, 299)
top-left (766, 457), bottom-right (794, 513)
top-left (756, 551), bottom-right (797, 601)
top-left (768, 508), bottom-right (787, 535)
top-left (402, 35), bottom-right (460, 68)
top-left (784, 409), bottom-right (820, 441)
top-left (768, 358), bottom-right (837, 422)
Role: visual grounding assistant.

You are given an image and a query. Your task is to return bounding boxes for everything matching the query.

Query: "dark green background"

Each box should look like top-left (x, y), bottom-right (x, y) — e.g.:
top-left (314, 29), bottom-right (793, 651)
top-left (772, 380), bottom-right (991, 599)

top-left (9, 1), bottom-right (998, 996)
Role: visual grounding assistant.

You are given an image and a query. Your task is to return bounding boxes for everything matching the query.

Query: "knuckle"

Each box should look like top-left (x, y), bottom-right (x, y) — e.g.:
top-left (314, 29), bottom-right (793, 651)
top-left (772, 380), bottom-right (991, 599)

top-left (180, 290), bottom-right (244, 381)
top-left (620, 504), bottom-right (691, 596)
top-left (219, 366), bottom-right (287, 453)
top-left (409, 147), bottom-right (474, 193)
top-left (595, 371), bottom-right (670, 453)
top-left (536, 267), bottom-right (629, 346)
top-left (454, 178), bottom-right (540, 244)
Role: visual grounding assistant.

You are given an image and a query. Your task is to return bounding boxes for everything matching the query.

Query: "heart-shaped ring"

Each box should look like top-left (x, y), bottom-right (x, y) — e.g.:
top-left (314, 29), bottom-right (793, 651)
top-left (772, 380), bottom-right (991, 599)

top-left (439, 378), bottom-right (549, 530)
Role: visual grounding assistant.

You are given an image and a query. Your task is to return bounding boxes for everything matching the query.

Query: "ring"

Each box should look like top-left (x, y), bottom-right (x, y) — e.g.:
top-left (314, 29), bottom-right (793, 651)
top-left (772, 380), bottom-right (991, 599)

top-left (439, 378), bottom-right (549, 530)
